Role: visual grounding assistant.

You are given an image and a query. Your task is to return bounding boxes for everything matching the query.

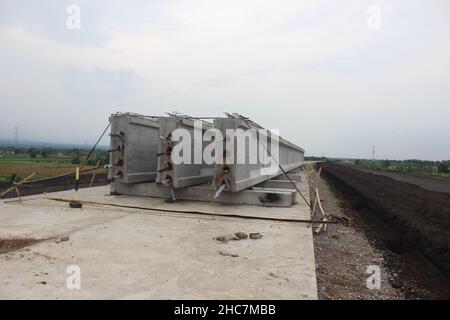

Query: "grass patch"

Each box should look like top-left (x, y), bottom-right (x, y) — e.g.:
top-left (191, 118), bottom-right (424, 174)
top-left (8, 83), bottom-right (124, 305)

top-left (0, 155), bottom-right (103, 182)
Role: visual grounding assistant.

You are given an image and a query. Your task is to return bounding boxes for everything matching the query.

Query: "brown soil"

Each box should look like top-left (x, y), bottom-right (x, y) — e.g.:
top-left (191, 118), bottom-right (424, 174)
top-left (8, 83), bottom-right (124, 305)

top-left (312, 168), bottom-right (404, 300)
top-left (0, 173), bottom-right (108, 199)
top-left (316, 162), bottom-right (450, 299)
top-left (0, 237), bottom-right (42, 254)
top-left (348, 164), bottom-right (450, 194)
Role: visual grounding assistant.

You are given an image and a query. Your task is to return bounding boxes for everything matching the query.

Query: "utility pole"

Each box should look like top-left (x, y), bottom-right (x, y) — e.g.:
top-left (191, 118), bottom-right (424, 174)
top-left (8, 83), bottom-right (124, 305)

top-left (372, 145), bottom-right (375, 161)
top-left (14, 126), bottom-right (18, 147)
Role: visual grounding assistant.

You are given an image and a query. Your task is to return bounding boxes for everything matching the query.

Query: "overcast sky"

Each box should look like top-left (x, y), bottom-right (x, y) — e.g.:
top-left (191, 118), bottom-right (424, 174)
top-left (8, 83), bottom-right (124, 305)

top-left (0, 0), bottom-right (449, 160)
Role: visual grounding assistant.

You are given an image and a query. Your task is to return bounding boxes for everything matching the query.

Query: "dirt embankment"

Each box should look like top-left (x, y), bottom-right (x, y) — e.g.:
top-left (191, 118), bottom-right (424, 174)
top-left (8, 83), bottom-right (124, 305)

top-left (312, 168), bottom-right (404, 300)
top-left (0, 173), bottom-right (108, 199)
top-left (347, 164), bottom-right (450, 194)
top-left (319, 162), bottom-right (450, 276)
top-left (313, 164), bottom-right (450, 299)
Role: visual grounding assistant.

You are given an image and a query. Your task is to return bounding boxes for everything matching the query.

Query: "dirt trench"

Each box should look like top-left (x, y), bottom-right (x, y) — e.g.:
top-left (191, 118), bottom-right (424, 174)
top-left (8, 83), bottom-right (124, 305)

top-left (317, 162), bottom-right (450, 299)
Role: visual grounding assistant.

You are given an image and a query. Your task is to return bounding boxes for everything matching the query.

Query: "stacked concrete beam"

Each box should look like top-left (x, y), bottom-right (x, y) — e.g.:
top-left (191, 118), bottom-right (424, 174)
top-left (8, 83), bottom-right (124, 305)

top-left (213, 116), bottom-right (304, 192)
top-left (108, 113), bottom-right (160, 184)
top-left (155, 116), bottom-right (216, 189)
top-left (108, 113), bottom-right (305, 205)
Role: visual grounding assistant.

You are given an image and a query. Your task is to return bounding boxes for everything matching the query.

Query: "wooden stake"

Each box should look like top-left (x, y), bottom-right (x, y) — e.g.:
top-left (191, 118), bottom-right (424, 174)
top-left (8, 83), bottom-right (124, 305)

top-left (323, 217), bottom-right (328, 232)
top-left (313, 188), bottom-right (328, 235)
top-left (310, 195), bottom-right (318, 228)
top-left (89, 160), bottom-right (101, 187)
top-left (315, 187), bottom-right (326, 219)
top-left (14, 186), bottom-right (22, 204)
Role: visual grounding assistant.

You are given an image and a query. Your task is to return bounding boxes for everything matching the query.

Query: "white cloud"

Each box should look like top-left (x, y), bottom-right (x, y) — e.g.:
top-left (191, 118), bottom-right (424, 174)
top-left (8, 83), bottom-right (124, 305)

top-left (0, 0), bottom-right (449, 159)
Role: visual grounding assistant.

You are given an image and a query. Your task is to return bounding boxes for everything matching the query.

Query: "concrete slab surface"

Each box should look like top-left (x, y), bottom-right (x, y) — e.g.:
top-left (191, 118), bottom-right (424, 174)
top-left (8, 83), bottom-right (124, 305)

top-left (0, 177), bottom-right (317, 300)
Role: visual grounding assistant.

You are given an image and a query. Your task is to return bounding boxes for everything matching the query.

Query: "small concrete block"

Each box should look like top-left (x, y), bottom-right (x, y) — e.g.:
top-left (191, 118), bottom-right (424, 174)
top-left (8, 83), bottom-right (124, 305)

top-left (218, 251), bottom-right (239, 258)
top-left (249, 233), bottom-right (263, 240)
top-left (215, 234), bottom-right (239, 243)
top-left (60, 236), bottom-right (70, 242)
top-left (234, 232), bottom-right (248, 240)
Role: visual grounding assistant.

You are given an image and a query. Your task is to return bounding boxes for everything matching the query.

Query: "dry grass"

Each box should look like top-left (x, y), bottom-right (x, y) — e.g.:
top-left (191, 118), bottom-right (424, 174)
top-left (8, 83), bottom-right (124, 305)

top-left (0, 164), bottom-right (82, 176)
top-left (0, 156), bottom-right (104, 181)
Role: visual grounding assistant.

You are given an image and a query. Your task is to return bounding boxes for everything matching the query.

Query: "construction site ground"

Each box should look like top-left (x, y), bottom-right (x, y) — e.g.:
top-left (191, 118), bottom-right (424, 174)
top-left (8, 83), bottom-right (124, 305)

top-left (315, 163), bottom-right (450, 299)
top-left (3, 164), bottom-right (448, 300)
top-left (0, 178), bottom-right (317, 299)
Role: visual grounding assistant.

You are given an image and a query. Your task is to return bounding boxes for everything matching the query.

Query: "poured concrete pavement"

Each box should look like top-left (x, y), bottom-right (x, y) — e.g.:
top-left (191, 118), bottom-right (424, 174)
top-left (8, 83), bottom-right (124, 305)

top-left (0, 180), bottom-right (317, 299)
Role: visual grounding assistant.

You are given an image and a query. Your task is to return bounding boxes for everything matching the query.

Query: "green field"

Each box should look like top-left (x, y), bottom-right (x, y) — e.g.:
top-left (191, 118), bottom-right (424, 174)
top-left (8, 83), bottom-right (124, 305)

top-left (354, 159), bottom-right (450, 179)
top-left (0, 155), bottom-right (72, 166)
top-left (0, 151), bottom-right (107, 182)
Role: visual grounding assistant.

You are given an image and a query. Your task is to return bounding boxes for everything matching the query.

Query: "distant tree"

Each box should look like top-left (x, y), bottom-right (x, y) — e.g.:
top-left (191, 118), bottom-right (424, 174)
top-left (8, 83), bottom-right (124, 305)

top-left (381, 160), bottom-right (390, 169)
top-left (86, 158), bottom-right (97, 166)
top-left (71, 155), bottom-right (81, 164)
top-left (28, 148), bottom-right (36, 158)
top-left (41, 150), bottom-right (48, 158)
top-left (101, 153), bottom-right (109, 165)
top-left (438, 162), bottom-right (449, 173)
